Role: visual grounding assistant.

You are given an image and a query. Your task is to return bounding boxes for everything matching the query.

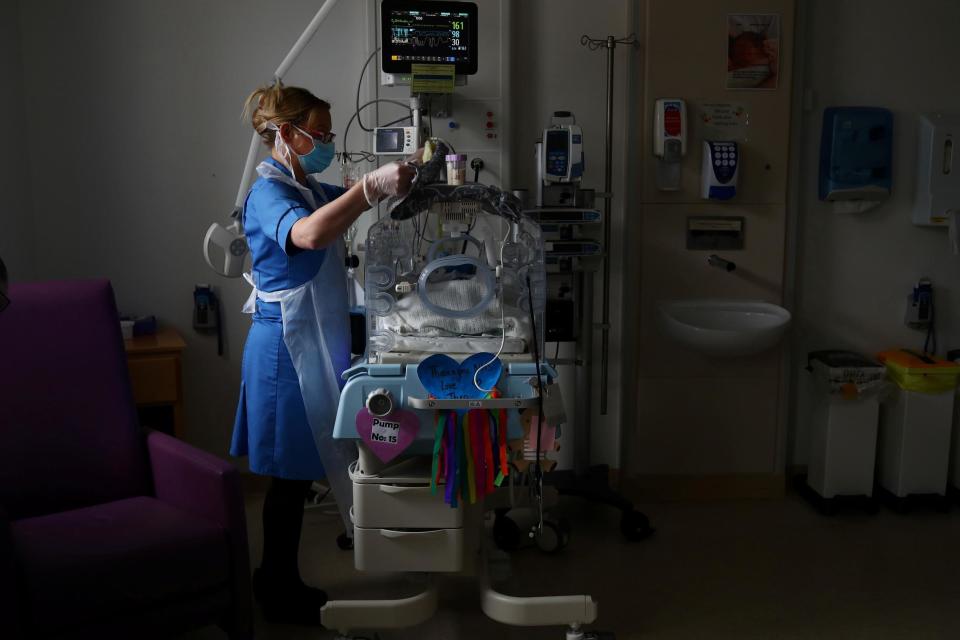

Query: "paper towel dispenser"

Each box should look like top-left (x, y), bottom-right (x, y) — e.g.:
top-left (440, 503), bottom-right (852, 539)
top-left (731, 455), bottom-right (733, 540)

top-left (913, 113), bottom-right (960, 227)
top-left (818, 107), bottom-right (893, 212)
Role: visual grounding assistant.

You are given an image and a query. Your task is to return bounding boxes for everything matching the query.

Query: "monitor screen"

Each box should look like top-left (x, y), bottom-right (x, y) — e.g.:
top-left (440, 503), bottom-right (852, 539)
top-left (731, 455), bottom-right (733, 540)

top-left (376, 128), bottom-right (403, 153)
top-left (381, 1), bottom-right (478, 75)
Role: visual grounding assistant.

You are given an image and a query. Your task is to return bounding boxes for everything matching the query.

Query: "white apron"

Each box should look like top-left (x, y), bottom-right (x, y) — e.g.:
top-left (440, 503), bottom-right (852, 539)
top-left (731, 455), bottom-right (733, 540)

top-left (243, 161), bottom-right (355, 533)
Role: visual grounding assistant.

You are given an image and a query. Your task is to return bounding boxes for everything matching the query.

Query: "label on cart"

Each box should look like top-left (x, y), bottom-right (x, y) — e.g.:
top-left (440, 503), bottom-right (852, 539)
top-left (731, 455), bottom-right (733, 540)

top-left (371, 418), bottom-right (401, 445)
top-left (356, 408), bottom-right (420, 463)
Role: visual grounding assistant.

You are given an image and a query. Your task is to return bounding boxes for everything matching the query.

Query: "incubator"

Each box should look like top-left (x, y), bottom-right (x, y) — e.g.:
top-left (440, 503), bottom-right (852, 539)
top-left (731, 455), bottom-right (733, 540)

top-left (321, 149), bottom-right (604, 639)
top-left (335, 161), bottom-right (550, 465)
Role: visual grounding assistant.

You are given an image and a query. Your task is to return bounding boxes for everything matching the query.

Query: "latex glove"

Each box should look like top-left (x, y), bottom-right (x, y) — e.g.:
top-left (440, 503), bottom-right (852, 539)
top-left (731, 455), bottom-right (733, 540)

top-left (361, 161), bottom-right (417, 207)
top-left (404, 146), bottom-right (425, 165)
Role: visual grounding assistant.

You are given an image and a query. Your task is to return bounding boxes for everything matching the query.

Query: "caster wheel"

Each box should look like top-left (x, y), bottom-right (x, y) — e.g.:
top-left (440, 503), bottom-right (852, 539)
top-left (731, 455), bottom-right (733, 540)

top-left (493, 514), bottom-right (522, 552)
top-left (620, 509), bottom-right (654, 542)
top-left (535, 521), bottom-right (567, 554)
top-left (336, 532), bottom-right (354, 551)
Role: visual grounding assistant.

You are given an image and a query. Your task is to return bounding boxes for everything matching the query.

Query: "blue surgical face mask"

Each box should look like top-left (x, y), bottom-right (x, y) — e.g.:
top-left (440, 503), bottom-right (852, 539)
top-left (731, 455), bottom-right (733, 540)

top-left (294, 126), bottom-right (336, 175)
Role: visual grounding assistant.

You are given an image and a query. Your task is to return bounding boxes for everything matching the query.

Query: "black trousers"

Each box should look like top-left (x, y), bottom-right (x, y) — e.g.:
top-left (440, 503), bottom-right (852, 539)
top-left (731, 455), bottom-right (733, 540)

top-left (260, 477), bottom-right (313, 582)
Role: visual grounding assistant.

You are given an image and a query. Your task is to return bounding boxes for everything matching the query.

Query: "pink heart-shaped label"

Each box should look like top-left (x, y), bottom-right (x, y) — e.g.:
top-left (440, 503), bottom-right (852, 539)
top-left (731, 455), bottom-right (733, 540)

top-left (355, 408), bottom-right (420, 463)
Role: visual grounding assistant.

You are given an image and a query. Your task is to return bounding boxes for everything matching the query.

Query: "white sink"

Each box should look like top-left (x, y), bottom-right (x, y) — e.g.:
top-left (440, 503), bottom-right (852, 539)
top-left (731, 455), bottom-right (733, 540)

top-left (657, 299), bottom-right (791, 357)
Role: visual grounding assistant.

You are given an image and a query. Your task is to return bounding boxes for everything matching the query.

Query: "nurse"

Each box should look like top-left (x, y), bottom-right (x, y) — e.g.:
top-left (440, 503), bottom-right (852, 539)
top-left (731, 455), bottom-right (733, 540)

top-left (230, 82), bottom-right (415, 624)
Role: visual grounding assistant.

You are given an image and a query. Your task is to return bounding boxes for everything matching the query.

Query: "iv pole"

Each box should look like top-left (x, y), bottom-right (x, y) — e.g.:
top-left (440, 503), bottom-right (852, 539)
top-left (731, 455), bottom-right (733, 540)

top-left (579, 33), bottom-right (637, 415)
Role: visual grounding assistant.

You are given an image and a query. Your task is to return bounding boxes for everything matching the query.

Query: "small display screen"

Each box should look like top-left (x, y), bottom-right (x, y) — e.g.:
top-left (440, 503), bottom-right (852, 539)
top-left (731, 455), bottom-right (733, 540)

top-left (376, 128), bottom-right (404, 153)
top-left (381, 1), bottom-right (478, 75)
top-left (545, 130), bottom-right (569, 176)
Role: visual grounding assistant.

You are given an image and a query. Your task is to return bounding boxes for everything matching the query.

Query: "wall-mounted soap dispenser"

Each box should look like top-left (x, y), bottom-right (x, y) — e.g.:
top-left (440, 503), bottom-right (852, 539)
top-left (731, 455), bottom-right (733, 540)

top-left (818, 107), bottom-right (893, 213)
top-left (653, 98), bottom-right (686, 191)
top-left (913, 113), bottom-right (960, 227)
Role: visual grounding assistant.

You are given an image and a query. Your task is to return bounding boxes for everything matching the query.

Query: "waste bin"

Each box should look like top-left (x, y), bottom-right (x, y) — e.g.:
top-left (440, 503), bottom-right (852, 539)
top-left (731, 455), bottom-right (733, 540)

top-left (877, 349), bottom-right (960, 499)
top-left (806, 351), bottom-right (886, 500)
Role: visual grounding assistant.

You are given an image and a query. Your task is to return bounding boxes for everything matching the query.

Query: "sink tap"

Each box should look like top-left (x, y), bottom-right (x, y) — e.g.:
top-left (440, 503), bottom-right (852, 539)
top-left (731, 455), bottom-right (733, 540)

top-left (707, 254), bottom-right (736, 272)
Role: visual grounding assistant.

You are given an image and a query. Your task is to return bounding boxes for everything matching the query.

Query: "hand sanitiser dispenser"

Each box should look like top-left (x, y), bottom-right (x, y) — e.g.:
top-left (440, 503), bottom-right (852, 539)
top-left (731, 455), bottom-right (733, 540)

top-left (914, 114), bottom-right (960, 253)
top-left (913, 114), bottom-right (960, 223)
top-left (654, 98), bottom-right (686, 191)
top-left (701, 141), bottom-right (739, 200)
top-left (819, 107), bottom-right (893, 213)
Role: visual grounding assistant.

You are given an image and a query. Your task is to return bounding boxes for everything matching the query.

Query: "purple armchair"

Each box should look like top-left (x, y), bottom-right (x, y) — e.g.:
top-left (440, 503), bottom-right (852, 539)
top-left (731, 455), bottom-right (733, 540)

top-left (0, 280), bottom-right (252, 639)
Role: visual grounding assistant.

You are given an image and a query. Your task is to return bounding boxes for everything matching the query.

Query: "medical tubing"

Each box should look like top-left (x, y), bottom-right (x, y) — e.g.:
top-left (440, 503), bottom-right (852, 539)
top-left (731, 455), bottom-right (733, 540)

top-left (473, 225), bottom-right (513, 392)
top-left (417, 255), bottom-right (495, 319)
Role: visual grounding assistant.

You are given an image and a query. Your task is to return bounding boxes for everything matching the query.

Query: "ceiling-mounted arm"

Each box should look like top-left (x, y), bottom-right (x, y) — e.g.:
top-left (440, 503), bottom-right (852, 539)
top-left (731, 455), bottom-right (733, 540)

top-left (232, 0), bottom-right (343, 212)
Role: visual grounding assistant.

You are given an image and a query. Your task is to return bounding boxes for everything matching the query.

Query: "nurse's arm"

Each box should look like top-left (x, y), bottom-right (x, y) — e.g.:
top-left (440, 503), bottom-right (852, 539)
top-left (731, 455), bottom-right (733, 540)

top-left (288, 183), bottom-right (368, 251)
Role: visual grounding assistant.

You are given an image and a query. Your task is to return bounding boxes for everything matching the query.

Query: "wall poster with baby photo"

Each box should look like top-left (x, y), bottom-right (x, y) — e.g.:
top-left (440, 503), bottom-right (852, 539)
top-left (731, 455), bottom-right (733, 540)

top-left (727, 14), bottom-right (780, 90)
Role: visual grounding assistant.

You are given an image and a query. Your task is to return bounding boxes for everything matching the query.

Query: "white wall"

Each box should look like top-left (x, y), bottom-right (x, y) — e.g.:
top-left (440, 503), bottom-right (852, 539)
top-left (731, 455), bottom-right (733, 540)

top-left (0, 0), bottom-right (34, 281)
top-left (16, 0), bottom-right (370, 455)
top-left (510, 0), bottom-right (633, 468)
top-left (790, 0), bottom-right (960, 464)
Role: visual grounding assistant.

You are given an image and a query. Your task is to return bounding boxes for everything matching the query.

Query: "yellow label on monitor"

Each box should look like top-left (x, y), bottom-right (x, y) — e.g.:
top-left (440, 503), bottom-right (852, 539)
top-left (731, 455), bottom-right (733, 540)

top-left (410, 63), bottom-right (456, 94)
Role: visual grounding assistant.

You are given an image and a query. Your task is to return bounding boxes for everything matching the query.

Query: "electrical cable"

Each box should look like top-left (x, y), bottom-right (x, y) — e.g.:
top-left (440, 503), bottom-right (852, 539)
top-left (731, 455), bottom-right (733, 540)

top-left (525, 271), bottom-right (545, 537)
top-left (924, 293), bottom-right (937, 355)
top-left (427, 95), bottom-right (434, 138)
top-left (355, 48), bottom-right (380, 132)
top-left (342, 98), bottom-right (412, 161)
top-left (382, 114), bottom-right (414, 127)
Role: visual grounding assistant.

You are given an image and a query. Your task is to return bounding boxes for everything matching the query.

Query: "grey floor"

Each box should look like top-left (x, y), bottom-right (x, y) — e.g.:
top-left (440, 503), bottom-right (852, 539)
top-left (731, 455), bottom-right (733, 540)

top-left (188, 490), bottom-right (960, 639)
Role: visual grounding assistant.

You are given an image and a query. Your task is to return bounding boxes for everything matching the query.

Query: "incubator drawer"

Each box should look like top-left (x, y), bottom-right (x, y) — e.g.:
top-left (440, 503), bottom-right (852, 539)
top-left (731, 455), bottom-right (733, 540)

top-left (352, 480), bottom-right (463, 529)
top-left (353, 525), bottom-right (463, 573)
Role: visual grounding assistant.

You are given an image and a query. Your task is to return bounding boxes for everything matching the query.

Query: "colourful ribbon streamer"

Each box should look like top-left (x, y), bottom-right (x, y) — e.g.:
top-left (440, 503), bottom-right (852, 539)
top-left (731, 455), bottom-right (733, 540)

top-left (431, 412), bottom-right (444, 495)
top-left (447, 410), bottom-right (458, 508)
top-left (430, 384), bottom-right (515, 506)
top-left (463, 411), bottom-right (477, 504)
top-left (481, 410), bottom-right (495, 495)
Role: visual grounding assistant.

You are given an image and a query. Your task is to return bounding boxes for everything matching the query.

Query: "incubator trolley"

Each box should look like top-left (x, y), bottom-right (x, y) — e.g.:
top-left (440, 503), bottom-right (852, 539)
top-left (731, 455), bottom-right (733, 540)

top-left (323, 176), bottom-right (608, 639)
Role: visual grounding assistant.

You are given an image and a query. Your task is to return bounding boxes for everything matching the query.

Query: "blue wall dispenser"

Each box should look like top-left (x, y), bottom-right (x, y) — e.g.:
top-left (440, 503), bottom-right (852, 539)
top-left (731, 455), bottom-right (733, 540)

top-left (818, 107), bottom-right (893, 213)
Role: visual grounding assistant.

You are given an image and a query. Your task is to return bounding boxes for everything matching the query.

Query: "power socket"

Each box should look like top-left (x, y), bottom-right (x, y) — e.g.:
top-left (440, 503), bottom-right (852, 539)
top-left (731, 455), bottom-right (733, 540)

top-left (905, 278), bottom-right (934, 329)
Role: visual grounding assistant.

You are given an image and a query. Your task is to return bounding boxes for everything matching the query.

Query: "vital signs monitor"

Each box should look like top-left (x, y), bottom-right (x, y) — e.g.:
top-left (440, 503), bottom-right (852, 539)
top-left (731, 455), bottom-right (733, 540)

top-left (380, 0), bottom-right (479, 75)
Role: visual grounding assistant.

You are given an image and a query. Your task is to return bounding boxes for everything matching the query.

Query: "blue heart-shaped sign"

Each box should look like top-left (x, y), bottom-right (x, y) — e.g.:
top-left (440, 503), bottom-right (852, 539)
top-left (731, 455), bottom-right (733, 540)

top-left (418, 352), bottom-right (502, 399)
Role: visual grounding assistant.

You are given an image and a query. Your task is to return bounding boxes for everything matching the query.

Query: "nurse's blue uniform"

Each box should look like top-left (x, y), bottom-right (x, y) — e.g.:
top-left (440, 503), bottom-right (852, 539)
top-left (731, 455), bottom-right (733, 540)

top-left (230, 157), bottom-right (348, 480)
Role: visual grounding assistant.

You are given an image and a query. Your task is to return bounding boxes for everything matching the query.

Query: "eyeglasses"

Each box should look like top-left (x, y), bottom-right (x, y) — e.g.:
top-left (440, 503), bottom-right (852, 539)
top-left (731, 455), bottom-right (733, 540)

top-left (296, 125), bottom-right (336, 145)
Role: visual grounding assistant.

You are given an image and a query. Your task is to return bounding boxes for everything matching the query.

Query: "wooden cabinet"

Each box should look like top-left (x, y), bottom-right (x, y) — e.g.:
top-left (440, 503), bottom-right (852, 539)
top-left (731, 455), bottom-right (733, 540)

top-left (124, 328), bottom-right (186, 438)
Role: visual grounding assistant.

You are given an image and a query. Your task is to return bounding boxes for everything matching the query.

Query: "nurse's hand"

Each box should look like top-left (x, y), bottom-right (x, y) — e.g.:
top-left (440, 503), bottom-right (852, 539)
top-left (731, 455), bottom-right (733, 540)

top-left (361, 161), bottom-right (417, 207)
top-left (404, 147), bottom-right (425, 165)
